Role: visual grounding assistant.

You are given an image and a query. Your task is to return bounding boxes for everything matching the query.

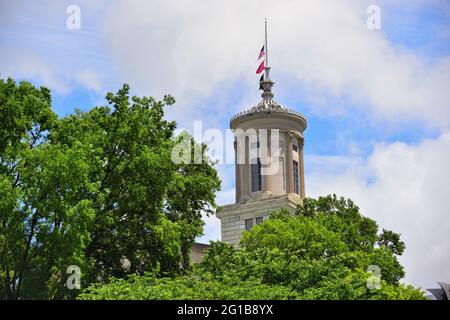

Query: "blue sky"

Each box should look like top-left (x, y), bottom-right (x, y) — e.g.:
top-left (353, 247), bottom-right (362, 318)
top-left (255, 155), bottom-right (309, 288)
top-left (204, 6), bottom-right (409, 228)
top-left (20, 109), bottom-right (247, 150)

top-left (1, 0), bottom-right (449, 289)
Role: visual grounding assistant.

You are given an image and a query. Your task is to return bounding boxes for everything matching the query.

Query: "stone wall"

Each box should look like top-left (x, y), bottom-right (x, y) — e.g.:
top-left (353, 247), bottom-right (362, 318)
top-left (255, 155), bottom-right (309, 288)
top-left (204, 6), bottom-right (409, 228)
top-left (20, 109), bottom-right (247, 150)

top-left (218, 194), bottom-right (300, 247)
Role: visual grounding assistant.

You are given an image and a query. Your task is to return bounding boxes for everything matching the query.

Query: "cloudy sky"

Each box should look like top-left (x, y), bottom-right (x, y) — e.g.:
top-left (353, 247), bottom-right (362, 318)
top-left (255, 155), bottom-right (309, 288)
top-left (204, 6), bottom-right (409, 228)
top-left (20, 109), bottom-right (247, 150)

top-left (1, 0), bottom-right (449, 290)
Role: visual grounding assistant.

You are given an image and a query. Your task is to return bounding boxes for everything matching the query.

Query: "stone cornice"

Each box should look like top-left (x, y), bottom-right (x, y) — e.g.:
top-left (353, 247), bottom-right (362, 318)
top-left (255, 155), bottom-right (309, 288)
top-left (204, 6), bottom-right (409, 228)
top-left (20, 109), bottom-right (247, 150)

top-left (230, 99), bottom-right (307, 130)
top-left (216, 193), bottom-right (302, 219)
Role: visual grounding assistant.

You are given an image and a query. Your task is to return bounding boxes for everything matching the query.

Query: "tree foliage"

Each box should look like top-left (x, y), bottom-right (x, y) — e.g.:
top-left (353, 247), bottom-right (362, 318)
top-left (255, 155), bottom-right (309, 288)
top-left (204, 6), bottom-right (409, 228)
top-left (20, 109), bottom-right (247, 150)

top-left (79, 272), bottom-right (298, 300)
top-left (80, 195), bottom-right (424, 300)
top-left (0, 78), bottom-right (220, 299)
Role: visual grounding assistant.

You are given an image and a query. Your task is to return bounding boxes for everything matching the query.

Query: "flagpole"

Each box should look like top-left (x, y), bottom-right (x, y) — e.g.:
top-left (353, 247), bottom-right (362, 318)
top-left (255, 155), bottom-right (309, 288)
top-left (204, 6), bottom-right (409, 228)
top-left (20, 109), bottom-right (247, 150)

top-left (265, 18), bottom-right (269, 80)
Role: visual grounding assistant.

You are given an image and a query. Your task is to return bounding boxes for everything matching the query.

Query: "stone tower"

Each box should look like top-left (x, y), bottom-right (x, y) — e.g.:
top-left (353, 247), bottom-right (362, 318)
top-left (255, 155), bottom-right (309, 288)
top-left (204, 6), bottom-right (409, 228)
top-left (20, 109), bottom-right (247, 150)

top-left (216, 22), bottom-right (307, 247)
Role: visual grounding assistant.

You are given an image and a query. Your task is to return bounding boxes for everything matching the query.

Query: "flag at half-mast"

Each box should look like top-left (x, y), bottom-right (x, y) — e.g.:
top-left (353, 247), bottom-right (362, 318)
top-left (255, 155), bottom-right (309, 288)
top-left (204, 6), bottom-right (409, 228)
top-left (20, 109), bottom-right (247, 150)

top-left (256, 60), bottom-right (265, 74)
top-left (258, 45), bottom-right (265, 60)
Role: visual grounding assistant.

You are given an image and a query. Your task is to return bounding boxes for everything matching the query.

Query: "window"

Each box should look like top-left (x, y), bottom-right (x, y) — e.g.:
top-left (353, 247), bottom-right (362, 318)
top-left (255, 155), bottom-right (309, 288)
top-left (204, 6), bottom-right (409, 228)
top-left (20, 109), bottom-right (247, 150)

top-left (245, 218), bottom-right (253, 231)
top-left (256, 217), bottom-right (263, 225)
top-left (251, 158), bottom-right (262, 192)
top-left (292, 144), bottom-right (298, 152)
top-left (293, 160), bottom-right (299, 194)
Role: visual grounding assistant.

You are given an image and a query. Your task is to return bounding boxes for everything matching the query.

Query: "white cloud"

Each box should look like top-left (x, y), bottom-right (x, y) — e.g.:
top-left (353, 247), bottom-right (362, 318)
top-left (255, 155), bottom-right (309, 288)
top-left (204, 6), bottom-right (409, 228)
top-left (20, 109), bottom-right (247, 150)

top-left (0, 45), bottom-right (105, 94)
top-left (196, 187), bottom-right (235, 244)
top-left (73, 69), bottom-right (102, 92)
top-left (306, 133), bottom-right (450, 289)
top-left (197, 213), bottom-right (221, 244)
top-left (216, 187), bottom-right (236, 206)
top-left (0, 1), bottom-right (111, 95)
top-left (101, 0), bottom-right (450, 129)
top-left (0, 46), bottom-right (70, 93)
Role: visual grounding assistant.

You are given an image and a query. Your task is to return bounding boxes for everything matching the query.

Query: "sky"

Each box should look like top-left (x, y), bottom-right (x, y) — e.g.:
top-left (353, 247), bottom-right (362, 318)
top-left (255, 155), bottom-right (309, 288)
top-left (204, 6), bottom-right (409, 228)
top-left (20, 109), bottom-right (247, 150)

top-left (0, 0), bottom-right (449, 290)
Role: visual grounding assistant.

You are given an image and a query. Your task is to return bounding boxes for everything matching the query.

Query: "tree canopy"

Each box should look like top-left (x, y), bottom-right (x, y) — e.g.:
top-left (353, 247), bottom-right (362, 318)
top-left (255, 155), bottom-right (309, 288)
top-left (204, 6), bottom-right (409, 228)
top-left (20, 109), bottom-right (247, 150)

top-left (80, 195), bottom-right (425, 300)
top-left (0, 78), bottom-right (220, 299)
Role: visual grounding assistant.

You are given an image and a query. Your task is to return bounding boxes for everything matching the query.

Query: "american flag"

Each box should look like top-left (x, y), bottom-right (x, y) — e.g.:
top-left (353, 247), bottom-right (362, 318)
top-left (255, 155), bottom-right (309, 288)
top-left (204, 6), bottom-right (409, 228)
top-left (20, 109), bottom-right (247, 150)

top-left (258, 45), bottom-right (265, 60)
top-left (256, 60), bottom-right (265, 74)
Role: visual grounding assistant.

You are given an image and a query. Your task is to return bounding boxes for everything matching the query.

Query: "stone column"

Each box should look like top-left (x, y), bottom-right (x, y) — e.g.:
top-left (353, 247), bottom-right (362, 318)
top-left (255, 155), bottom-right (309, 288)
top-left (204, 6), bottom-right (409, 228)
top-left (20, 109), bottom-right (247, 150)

top-left (298, 136), bottom-right (305, 199)
top-left (243, 136), bottom-right (250, 197)
top-left (234, 138), bottom-right (241, 202)
top-left (263, 129), bottom-right (272, 194)
top-left (286, 132), bottom-right (294, 194)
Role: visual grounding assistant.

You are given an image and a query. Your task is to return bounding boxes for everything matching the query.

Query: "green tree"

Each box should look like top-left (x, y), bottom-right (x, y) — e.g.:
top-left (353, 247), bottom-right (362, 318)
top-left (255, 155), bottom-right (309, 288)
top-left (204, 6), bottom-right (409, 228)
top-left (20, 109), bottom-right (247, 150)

top-left (0, 78), bottom-right (220, 299)
top-left (0, 78), bottom-right (58, 299)
top-left (80, 195), bottom-right (425, 300)
top-left (218, 195), bottom-right (420, 299)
